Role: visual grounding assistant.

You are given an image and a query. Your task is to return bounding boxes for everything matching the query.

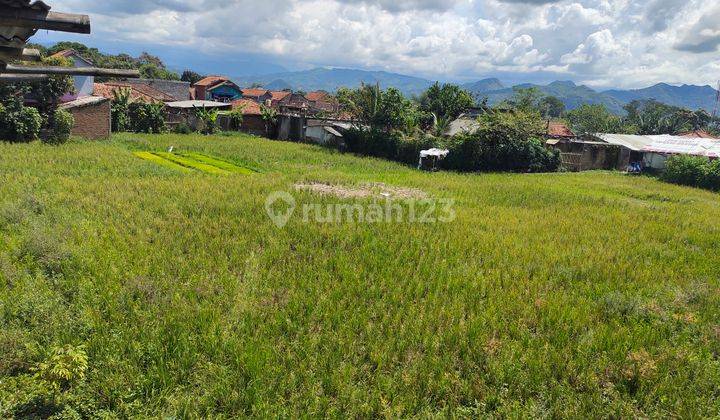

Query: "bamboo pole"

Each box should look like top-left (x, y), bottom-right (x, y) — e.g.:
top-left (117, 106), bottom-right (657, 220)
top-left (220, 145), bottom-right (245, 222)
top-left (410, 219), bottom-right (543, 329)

top-left (0, 8), bottom-right (91, 34)
top-left (2, 64), bottom-right (140, 78)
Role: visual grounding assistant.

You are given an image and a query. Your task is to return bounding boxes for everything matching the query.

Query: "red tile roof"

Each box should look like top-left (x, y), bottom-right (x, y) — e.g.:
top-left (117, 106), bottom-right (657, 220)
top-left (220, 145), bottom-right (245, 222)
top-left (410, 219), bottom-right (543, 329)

top-left (49, 49), bottom-right (74, 59)
top-left (194, 76), bottom-right (228, 87)
top-left (306, 91), bottom-right (330, 102)
top-left (231, 99), bottom-right (262, 115)
top-left (94, 82), bottom-right (174, 103)
top-left (269, 91), bottom-right (291, 101)
top-left (241, 88), bottom-right (269, 98)
top-left (49, 49), bottom-right (93, 65)
top-left (547, 120), bottom-right (575, 138)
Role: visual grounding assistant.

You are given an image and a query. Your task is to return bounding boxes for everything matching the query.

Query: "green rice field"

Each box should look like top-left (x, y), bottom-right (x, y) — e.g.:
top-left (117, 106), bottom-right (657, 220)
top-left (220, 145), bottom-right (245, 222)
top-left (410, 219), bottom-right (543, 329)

top-left (1, 132), bottom-right (719, 417)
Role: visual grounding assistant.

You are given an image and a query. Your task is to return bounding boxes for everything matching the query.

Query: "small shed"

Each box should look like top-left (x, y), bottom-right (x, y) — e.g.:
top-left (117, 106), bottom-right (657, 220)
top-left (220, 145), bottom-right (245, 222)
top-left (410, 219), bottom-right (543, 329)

top-left (58, 96), bottom-right (111, 139)
top-left (305, 120), bottom-right (345, 145)
top-left (164, 100), bottom-right (231, 131)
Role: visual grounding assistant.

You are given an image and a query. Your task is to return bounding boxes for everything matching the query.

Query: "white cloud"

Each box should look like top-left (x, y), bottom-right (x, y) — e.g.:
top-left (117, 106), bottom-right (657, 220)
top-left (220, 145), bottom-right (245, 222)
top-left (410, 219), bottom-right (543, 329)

top-left (40, 0), bottom-right (720, 88)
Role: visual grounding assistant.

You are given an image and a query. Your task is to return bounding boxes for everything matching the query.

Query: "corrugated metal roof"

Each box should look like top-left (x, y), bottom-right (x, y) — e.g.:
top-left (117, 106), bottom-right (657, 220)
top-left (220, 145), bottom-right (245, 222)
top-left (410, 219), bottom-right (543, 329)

top-left (445, 116), bottom-right (481, 136)
top-left (594, 133), bottom-right (720, 157)
top-left (58, 95), bottom-right (107, 109)
top-left (592, 134), bottom-right (654, 151)
top-left (642, 135), bottom-right (720, 158)
top-left (165, 100), bottom-right (231, 109)
top-left (323, 126), bottom-right (343, 137)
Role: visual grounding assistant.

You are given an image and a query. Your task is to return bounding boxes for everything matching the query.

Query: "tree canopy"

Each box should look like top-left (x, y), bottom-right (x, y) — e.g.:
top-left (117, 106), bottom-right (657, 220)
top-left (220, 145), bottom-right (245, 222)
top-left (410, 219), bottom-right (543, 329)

top-left (418, 82), bottom-right (475, 121)
top-left (31, 42), bottom-right (183, 81)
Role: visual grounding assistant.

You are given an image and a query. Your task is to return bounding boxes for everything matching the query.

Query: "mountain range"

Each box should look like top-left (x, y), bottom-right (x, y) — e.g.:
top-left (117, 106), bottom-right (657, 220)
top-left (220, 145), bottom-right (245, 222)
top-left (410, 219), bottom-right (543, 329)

top-left (237, 68), bottom-right (720, 114)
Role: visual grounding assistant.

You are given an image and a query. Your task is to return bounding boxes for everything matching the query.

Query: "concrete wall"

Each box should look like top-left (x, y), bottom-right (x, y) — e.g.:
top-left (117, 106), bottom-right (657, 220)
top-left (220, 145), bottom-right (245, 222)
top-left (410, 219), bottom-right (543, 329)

top-left (68, 101), bottom-right (111, 140)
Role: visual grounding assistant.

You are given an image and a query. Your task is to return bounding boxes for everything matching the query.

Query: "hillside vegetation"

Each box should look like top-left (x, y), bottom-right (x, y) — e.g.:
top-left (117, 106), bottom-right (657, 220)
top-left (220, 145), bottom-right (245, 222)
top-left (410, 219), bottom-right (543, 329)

top-left (1, 133), bottom-right (719, 417)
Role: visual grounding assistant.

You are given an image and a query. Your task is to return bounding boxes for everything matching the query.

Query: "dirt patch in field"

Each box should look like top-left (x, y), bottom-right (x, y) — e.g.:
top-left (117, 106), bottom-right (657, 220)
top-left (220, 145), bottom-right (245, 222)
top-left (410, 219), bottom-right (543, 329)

top-left (295, 182), bottom-right (428, 200)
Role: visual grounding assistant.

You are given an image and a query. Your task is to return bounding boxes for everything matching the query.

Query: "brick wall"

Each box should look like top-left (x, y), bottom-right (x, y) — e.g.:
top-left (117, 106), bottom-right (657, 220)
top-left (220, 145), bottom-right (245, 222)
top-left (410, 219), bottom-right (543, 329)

top-left (68, 100), bottom-right (111, 140)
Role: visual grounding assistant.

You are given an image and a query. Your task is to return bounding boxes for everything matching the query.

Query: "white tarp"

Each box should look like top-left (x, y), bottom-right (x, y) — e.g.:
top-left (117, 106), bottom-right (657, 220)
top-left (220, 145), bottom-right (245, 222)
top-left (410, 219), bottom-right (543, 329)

top-left (165, 100), bottom-right (231, 109)
top-left (420, 149), bottom-right (450, 158)
top-left (593, 134), bottom-right (654, 151)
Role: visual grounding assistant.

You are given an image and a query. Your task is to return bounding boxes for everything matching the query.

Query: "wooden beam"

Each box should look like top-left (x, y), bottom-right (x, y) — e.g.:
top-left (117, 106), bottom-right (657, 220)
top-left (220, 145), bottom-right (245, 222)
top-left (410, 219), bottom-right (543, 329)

top-left (0, 7), bottom-right (91, 34)
top-left (0, 47), bottom-right (41, 63)
top-left (2, 64), bottom-right (140, 78)
top-left (0, 73), bottom-right (48, 82)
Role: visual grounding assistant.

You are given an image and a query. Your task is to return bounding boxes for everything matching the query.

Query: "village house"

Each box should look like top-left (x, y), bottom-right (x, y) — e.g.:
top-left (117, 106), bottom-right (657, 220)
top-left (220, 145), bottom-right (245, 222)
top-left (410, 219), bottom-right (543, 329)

top-left (165, 100), bottom-right (231, 131)
top-left (58, 96), bottom-right (111, 140)
top-left (42, 49), bottom-right (114, 139)
top-left (49, 49), bottom-right (94, 101)
top-left (270, 90), bottom-right (291, 107)
top-left (229, 98), bottom-right (266, 135)
top-left (306, 91), bottom-right (340, 114)
top-left (241, 88), bottom-right (273, 104)
top-left (191, 76), bottom-right (242, 102)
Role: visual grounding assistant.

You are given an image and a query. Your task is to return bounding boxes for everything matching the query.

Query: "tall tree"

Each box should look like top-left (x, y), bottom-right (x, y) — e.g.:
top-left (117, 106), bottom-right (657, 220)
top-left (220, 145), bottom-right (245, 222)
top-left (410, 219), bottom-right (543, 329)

top-left (338, 83), bottom-right (420, 132)
top-left (181, 70), bottom-right (203, 85)
top-left (565, 104), bottom-right (629, 134)
top-left (419, 82), bottom-right (475, 121)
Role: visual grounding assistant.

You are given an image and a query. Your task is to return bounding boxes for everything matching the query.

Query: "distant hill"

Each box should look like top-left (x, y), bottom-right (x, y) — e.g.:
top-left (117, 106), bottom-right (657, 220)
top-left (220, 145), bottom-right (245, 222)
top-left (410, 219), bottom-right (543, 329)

top-left (461, 78), bottom-right (504, 93)
top-left (603, 83), bottom-right (719, 112)
top-left (466, 80), bottom-right (626, 114)
top-left (236, 67), bottom-right (719, 115)
top-left (236, 68), bottom-right (434, 96)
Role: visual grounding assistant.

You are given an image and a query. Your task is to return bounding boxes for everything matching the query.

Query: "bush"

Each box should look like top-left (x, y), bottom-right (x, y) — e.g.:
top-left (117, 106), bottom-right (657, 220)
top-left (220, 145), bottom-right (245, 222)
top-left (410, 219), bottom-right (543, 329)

top-left (173, 122), bottom-right (193, 135)
top-left (44, 109), bottom-right (74, 145)
top-left (344, 128), bottom-right (436, 165)
top-left (128, 102), bottom-right (165, 134)
top-left (0, 101), bottom-right (42, 143)
top-left (228, 109), bottom-right (244, 130)
top-left (441, 111), bottom-right (561, 173)
top-left (662, 155), bottom-right (720, 191)
top-left (194, 107), bottom-right (219, 135)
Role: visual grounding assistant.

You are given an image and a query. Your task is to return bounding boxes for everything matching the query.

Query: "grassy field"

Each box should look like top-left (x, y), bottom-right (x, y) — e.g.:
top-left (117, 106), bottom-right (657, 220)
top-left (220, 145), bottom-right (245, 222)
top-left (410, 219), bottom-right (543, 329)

top-left (1, 132), bottom-right (719, 417)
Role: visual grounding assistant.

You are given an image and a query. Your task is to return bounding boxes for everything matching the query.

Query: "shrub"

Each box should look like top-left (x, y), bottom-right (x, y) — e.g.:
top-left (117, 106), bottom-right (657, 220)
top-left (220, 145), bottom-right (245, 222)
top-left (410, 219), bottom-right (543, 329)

top-left (34, 345), bottom-right (88, 390)
top-left (128, 101), bottom-right (165, 134)
top-left (662, 155), bottom-right (720, 191)
top-left (194, 107), bottom-right (219, 135)
top-left (44, 109), bottom-right (74, 145)
top-left (111, 88), bottom-right (131, 132)
top-left (228, 109), bottom-right (244, 130)
top-left (173, 122), bottom-right (193, 135)
top-left (441, 111), bottom-right (561, 173)
top-left (0, 101), bottom-right (42, 143)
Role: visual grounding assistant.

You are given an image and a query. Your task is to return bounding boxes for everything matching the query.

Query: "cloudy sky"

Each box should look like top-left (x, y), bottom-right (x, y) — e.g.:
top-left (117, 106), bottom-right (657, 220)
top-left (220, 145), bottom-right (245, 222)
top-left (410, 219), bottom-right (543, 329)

top-left (34, 0), bottom-right (720, 89)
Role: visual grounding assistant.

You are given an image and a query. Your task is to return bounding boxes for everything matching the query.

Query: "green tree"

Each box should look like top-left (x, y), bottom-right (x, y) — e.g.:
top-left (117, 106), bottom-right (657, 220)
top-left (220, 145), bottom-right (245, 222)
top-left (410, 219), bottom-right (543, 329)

top-left (181, 70), bottom-right (204, 85)
top-left (538, 96), bottom-right (566, 118)
top-left (505, 87), bottom-right (544, 113)
top-left (338, 83), bottom-right (420, 132)
top-left (441, 109), bottom-right (560, 173)
top-left (260, 105), bottom-right (278, 137)
top-left (623, 100), bottom-right (712, 135)
top-left (566, 104), bottom-right (628, 134)
top-left (419, 82), bottom-right (475, 122)
top-left (111, 88), bottom-right (132, 132)
top-left (28, 56), bottom-right (75, 118)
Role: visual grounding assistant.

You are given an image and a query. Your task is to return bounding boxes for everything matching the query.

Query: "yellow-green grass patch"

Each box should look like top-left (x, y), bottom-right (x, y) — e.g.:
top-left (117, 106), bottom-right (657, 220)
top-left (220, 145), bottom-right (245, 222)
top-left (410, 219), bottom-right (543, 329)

top-left (179, 152), bottom-right (257, 174)
top-left (133, 151), bottom-right (194, 173)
